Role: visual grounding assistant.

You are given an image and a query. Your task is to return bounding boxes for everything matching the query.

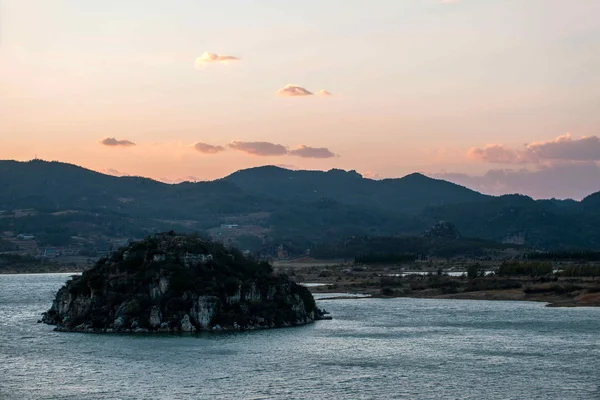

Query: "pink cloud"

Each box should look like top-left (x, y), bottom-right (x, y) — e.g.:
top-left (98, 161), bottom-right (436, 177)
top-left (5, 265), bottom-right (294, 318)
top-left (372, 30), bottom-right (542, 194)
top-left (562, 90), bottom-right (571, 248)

top-left (468, 134), bottom-right (600, 164)
top-left (363, 171), bottom-right (382, 180)
top-left (100, 168), bottom-right (129, 177)
top-left (159, 176), bottom-right (201, 184)
top-left (276, 84), bottom-right (313, 97)
top-left (228, 141), bottom-right (288, 156)
top-left (430, 162), bottom-right (600, 200)
top-left (526, 133), bottom-right (600, 162)
top-left (193, 142), bottom-right (225, 154)
top-left (467, 144), bottom-right (525, 164)
top-left (275, 164), bottom-right (296, 170)
top-left (288, 145), bottom-right (336, 159)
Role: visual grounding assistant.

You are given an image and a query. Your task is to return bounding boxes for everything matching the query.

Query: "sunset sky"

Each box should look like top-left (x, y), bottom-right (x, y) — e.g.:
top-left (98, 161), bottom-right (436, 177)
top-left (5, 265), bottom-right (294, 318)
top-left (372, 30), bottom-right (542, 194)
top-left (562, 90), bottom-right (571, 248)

top-left (1, 0), bottom-right (599, 199)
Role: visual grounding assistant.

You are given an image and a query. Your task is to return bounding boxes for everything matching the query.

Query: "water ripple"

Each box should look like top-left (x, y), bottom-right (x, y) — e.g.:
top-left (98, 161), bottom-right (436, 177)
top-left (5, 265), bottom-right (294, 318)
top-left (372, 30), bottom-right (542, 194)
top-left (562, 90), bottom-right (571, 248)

top-left (1, 274), bottom-right (599, 400)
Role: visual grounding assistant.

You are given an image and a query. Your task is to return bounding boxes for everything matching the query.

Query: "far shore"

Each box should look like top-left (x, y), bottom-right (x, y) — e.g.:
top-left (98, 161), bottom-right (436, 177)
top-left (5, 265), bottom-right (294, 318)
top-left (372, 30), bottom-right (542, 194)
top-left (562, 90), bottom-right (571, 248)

top-left (2, 262), bottom-right (599, 308)
top-left (282, 262), bottom-right (600, 308)
top-left (310, 286), bottom-right (600, 308)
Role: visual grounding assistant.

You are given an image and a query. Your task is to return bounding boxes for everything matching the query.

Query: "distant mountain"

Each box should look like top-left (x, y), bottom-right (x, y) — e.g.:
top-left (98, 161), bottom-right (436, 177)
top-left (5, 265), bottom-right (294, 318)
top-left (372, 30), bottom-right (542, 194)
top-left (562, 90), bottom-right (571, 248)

top-left (582, 192), bottom-right (600, 212)
top-left (0, 160), bottom-right (278, 220)
top-left (225, 166), bottom-right (486, 214)
top-left (1, 160), bottom-right (599, 251)
top-left (422, 194), bottom-right (600, 249)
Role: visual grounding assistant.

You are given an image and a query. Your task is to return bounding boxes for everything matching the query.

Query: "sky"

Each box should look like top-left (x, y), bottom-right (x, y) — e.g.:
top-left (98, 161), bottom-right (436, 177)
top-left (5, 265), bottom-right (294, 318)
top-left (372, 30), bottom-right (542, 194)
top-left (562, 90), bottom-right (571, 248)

top-left (1, 0), bottom-right (599, 199)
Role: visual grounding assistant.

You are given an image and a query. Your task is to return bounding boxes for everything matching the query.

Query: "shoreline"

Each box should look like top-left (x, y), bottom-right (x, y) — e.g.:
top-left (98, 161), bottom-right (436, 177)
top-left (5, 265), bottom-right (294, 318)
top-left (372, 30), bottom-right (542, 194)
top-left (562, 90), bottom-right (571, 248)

top-left (279, 262), bottom-right (600, 308)
top-left (0, 269), bottom-right (83, 275)
top-left (310, 286), bottom-right (600, 307)
top-left (2, 270), bottom-right (599, 308)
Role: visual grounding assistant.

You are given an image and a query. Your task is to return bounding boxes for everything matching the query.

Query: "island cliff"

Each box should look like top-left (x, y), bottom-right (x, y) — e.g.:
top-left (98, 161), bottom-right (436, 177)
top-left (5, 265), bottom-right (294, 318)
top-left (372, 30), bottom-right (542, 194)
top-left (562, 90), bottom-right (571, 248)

top-left (42, 232), bottom-right (327, 333)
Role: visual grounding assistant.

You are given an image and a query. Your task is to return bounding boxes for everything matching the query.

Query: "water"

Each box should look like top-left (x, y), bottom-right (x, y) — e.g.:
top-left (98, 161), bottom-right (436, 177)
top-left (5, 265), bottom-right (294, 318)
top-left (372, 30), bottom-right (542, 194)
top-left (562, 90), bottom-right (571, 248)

top-left (1, 274), bottom-right (599, 400)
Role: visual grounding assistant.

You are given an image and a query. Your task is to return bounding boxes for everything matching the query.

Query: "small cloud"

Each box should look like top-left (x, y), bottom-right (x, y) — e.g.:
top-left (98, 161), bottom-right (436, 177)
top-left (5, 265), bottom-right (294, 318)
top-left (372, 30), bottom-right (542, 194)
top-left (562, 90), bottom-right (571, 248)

top-left (195, 52), bottom-right (239, 67)
top-left (277, 84), bottom-right (313, 97)
top-left (100, 137), bottom-right (136, 147)
top-left (159, 176), bottom-right (201, 184)
top-left (228, 141), bottom-right (288, 156)
top-left (363, 171), bottom-right (382, 180)
top-left (275, 164), bottom-right (296, 170)
top-left (318, 90), bottom-right (332, 97)
top-left (193, 142), bottom-right (226, 154)
top-left (100, 168), bottom-right (129, 177)
top-left (289, 145), bottom-right (336, 159)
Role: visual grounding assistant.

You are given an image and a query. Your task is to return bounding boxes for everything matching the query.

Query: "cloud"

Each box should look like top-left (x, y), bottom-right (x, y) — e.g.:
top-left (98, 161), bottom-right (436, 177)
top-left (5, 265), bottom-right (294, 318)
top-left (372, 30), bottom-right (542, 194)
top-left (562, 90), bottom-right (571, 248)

top-left (195, 52), bottom-right (239, 66)
top-left (468, 134), bottom-right (600, 164)
top-left (160, 176), bottom-right (200, 184)
top-left (441, 0), bottom-right (460, 3)
top-left (100, 137), bottom-right (136, 147)
top-left (363, 171), bottom-right (382, 180)
top-left (275, 164), bottom-right (296, 170)
top-left (100, 168), bottom-right (129, 177)
top-left (188, 140), bottom-right (338, 158)
top-left (228, 141), bottom-right (288, 156)
top-left (277, 84), bottom-right (313, 97)
top-left (288, 145), bottom-right (336, 159)
top-left (318, 90), bottom-right (332, 97)
top-left (193, 142), bottom-right (225, 154)
top-left (430, 162), bottom-right (600, 200)
top-left (467, 144), bottom-right (524, 164)
top-left (526, 133), bottom-right (600, 162)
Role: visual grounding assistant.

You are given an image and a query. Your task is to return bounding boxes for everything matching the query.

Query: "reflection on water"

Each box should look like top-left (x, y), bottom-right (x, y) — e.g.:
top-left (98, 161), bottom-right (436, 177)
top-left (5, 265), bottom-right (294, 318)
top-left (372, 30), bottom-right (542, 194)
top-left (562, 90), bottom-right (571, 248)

top-left (299, 282), bottom-right (332, 287)
top-left (382, 271), bottom-right (494, 277)
top-left (1, 273), bottom-right (599, 400)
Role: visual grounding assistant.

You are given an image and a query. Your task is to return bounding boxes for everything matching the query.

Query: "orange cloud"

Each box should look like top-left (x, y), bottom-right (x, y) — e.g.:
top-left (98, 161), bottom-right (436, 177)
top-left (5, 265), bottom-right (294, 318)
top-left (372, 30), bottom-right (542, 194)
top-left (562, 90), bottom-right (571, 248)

top-left (100, 137), bottom-right (136, 147)
top-left (318, 90), bottom-right (332, 97)
top-left (276, 84), bottom-right (313, 97)
top-left (193, 142), bottom-right (225, 154)
top-left (289, 145), bottom-right (336, 159)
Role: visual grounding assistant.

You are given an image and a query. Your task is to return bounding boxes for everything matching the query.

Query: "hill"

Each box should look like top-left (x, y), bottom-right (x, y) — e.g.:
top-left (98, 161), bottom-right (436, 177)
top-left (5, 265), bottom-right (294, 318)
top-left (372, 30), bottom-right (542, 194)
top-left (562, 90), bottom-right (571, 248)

top-left (42, 232), bottom-right (326, 332)
top-left (422, 195), bottom-right (600, 249)
top-left (0, 160), bottom-right (278, 220)
top-left (1, 159), bottom-right (599, 254)
top-left (225, 166), bottom-right (485, 214)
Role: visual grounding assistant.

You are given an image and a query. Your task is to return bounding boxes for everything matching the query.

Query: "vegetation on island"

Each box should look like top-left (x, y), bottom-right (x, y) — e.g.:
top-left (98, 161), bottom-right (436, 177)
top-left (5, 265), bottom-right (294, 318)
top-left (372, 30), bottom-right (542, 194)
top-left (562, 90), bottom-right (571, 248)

top-left (42, 232), bottom-right (323, 333)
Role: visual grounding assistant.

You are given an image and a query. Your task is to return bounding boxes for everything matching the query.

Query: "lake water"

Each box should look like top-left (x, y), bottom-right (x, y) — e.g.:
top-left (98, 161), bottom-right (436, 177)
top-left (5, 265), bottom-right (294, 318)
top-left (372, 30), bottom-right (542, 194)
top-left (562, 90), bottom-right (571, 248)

top-left (1, 273), bottom-right (599, 400)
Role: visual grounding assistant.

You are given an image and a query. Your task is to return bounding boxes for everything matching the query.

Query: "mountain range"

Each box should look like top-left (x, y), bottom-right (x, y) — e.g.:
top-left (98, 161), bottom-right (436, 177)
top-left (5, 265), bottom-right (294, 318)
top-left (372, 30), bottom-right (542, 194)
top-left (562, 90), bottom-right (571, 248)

top-left (0, 159), bottom-right (599, 252)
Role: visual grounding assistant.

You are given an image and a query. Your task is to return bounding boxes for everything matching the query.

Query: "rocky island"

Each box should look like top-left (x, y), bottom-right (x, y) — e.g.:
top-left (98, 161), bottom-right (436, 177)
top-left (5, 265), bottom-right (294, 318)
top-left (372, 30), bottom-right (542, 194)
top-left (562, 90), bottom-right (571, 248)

top-left (42, 232), bottom-right (328, 333)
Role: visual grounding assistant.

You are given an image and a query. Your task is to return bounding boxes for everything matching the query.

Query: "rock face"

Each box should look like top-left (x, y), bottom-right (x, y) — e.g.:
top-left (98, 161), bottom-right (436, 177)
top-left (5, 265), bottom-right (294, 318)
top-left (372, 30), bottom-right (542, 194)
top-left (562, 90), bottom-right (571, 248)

top-left (42, 232), bottom-right (326, 333)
